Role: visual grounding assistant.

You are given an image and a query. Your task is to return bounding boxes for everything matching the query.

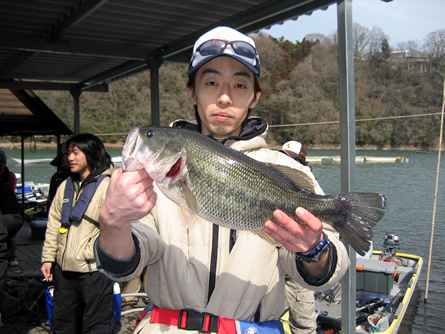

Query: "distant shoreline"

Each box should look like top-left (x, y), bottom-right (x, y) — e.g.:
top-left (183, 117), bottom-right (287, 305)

top-left (0, 141), bottom-right (437, 151)
top-left (0, 141), bottom-right (125, 150)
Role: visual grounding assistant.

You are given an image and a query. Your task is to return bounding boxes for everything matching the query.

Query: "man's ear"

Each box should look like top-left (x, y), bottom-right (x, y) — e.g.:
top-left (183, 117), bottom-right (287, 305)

top-left (186, 83), bottom-right (197, 105)
top-left (249, 91), bottom-right (262, 109)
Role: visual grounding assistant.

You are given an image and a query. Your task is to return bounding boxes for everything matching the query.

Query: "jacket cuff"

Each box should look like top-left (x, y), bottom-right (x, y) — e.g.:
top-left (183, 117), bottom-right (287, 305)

top-left (94, 233), bottom-right (140, 277)
top-left (296, 242), bottom-right (337, 286)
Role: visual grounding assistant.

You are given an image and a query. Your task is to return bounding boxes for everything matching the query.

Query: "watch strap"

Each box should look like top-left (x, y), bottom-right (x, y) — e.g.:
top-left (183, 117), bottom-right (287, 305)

top-left (296, 232), bottom-right (330, 263)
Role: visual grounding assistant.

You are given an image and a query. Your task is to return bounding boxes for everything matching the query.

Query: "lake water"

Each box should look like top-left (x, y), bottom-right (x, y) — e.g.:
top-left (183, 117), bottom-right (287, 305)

top-left (5, 147), bottom-right (445, 333)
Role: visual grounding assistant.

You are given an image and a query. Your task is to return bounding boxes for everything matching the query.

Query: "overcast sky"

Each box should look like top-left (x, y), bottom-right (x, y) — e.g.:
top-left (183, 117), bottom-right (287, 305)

top-left (261, 0), bottom-right (444, 48)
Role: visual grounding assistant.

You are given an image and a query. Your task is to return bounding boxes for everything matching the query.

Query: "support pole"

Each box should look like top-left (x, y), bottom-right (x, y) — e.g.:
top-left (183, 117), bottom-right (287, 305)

top-left (337, 0), bottom-right (357, 332)
top-left (148, 51), bottom-right (161, 126)
top-left (425, 72), bottom-right (445, 302)
top-left (20, 135), bottom-right (25, 218)
top-left (70, 88), bottom-right (82, 134)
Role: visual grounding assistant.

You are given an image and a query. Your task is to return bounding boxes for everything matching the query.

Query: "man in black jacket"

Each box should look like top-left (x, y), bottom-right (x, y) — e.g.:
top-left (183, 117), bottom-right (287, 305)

top-left (0, 210), bottom-right (8, 325)
top-left (0, 184), bottom-right (23, 267)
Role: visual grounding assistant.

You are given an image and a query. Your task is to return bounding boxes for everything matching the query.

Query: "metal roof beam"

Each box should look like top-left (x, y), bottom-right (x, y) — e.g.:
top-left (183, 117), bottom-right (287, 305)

top-left (51, 0), bottom-right (110, 38)
top-left (80, 61), bottom-right (148, 90)
top-left (0, 33), bottom-right (148, 61)
top-left (230, 0), bottom-right (334, 33)
top-left (0, 51), bottom-right (40, 78)
top-left (0, 80), bottom-right (108, 92)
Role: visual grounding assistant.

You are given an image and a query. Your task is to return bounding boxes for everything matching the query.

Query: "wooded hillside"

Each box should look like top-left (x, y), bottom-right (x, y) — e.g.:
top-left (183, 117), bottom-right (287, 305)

top-left (35, 27), bottom-right (445, 149)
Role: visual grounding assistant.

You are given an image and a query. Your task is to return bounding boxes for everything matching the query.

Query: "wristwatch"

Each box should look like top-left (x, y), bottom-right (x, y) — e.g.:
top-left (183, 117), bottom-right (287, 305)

top-left (296, 232), bottom-right (330, 263)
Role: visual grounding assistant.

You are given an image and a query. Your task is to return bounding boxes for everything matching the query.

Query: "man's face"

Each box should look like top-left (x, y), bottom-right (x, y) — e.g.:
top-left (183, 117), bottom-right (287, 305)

top-left (0, 158), bottom-right (5, 169)
top-left (187, 56), bottom-right (261, 138)
top-left (67, 143), bottom-right (90, 180)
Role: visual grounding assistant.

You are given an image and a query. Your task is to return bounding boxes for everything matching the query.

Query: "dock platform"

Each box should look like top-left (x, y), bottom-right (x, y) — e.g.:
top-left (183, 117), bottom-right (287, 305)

top-left (306, 156), bottom-right (409, 163)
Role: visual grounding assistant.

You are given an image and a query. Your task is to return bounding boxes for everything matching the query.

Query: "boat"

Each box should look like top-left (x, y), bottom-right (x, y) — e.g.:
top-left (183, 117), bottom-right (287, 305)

top-left (16, 181), bottom-right (50, 195)
top-left (15, 182), bottom-right (50, 219)
top-left (314, 233), bottom-right (423, 334)
top-left (363, 156), bottom-right (409, 163)
top-left (10, 158), bottom-right (53, 164)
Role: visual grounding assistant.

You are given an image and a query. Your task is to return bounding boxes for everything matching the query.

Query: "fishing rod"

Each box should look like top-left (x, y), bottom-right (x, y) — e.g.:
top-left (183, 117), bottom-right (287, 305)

top-left (379, 288), bottom-right (407, 316)
top-left (316, 298), bottom-right (385, 330)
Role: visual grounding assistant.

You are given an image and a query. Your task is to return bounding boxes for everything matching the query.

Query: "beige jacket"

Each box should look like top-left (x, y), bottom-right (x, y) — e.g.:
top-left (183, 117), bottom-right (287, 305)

top-left (108, 132), bottom-right (349, 333)
top-left (42, 167), bottom-right (113, 272)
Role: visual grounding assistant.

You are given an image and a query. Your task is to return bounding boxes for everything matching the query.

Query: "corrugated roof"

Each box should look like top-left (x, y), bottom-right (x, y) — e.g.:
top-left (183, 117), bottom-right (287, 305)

top-left (0, 0), bottom-right (336, 92)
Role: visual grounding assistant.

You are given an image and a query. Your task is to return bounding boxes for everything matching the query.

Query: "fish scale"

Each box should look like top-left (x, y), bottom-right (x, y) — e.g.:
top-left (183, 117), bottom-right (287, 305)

top-left (122, 126), bottom-right (386, 256)
top-left (184, 135), bottom-right (299, 229)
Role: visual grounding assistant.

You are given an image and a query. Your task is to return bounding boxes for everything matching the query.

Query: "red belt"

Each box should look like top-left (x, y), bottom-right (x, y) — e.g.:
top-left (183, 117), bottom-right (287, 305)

top-left (149, 306), bottom-right (236, 333)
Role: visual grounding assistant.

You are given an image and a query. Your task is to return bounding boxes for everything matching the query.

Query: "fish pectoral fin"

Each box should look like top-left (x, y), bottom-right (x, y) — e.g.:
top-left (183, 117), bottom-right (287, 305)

top-left (252, 230), bottom-right (280, 246)
top-left (271, 164), bottom-right (316, 193)
top-left (178, 206), bottom-right (200, 230)
top-left (180, 180), bottom-right (198, 213)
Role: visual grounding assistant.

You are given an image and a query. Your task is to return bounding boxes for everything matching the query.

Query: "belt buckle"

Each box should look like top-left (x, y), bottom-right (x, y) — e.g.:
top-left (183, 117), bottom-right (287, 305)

top-left (178, 309), bottom-right (218, 332)
top-left (201, 313), bottom-right (218, 333)
top-left (178, 309), bottom-right (203, 331)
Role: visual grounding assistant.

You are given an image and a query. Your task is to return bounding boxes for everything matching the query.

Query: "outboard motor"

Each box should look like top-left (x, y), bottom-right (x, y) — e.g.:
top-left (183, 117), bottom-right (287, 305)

top-left (383, 232), bottom-right (400, 254)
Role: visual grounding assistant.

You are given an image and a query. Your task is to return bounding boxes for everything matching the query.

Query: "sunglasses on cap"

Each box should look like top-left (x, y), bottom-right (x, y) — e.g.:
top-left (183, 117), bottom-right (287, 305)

top-left (197, 39), bottom-right (258, 60)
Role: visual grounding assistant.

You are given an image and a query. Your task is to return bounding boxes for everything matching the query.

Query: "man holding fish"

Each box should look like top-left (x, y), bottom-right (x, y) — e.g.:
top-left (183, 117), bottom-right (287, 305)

top-left (95, 27), bottom-right (384, 333)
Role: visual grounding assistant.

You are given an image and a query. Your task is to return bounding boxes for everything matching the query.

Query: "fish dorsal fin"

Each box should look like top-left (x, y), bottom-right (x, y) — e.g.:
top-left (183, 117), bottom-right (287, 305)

top-left (270, 164), bottom-right (316, 193)
top-left (180, 179), bottom-right (198, 213)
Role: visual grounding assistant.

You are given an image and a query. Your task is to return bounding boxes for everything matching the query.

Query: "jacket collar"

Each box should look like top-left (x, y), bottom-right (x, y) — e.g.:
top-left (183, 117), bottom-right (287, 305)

top-left (70, 165), bottom-right (114, 187)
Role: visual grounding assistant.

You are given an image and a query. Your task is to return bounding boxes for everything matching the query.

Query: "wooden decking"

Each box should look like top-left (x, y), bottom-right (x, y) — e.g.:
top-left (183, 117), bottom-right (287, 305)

top-left (2, 222), bottom-right (140, 333)
top-left (2, 221), bottom-right (47, 333)
top-left (7, 221), bottom-right (44, 276)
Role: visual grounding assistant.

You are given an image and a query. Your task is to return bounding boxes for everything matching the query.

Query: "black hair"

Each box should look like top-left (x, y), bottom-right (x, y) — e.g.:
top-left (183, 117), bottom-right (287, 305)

top-left (186, 70), bottom-right (263, 131)
top-left (66, 133), bottom-right (113, 178)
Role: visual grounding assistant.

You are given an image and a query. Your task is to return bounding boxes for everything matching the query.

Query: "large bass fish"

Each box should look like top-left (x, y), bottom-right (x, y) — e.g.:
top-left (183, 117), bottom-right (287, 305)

top-left (122, 126), bottom-right (386, 256)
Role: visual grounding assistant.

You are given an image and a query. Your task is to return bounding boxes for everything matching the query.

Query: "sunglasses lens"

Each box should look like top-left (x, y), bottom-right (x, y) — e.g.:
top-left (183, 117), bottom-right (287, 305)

top-left (232, 41), bottom-right (256, 59)
top-left (191, 39), bottom-right (259, 75)
top-left (198, 40), bottom-right (256, 60)
top-left (198, 40), bottom-right (226, 56)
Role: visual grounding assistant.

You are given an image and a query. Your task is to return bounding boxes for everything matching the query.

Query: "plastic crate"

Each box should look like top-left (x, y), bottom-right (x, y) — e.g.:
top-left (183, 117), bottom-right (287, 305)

top-left (356, 259), bottom-right (396, 295)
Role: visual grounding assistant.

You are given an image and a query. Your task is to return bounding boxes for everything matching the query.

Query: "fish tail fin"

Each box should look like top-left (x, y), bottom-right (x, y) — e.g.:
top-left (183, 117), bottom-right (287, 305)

top-left (332, 193), bottom-right (386, 256)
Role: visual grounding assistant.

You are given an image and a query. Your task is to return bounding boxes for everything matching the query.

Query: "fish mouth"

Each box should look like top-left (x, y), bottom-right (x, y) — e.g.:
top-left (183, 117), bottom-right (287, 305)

top-left (121, 126), bottom-right (185, 184)
top-left (151, 153), bottom-right (184, 186)
top-left (166, 157), bottom-right (183, 178)
top-left (122, 127), bottom-right (141, 171)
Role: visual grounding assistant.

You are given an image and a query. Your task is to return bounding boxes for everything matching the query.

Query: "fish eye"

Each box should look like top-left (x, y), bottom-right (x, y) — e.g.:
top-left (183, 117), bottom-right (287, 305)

top-left (146, 129), bottom-right (154, 138)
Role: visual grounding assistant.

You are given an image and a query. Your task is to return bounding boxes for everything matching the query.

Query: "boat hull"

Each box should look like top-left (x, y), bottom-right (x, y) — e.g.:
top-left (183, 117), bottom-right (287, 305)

top-left (313, 251), bottom-right (423, 334)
